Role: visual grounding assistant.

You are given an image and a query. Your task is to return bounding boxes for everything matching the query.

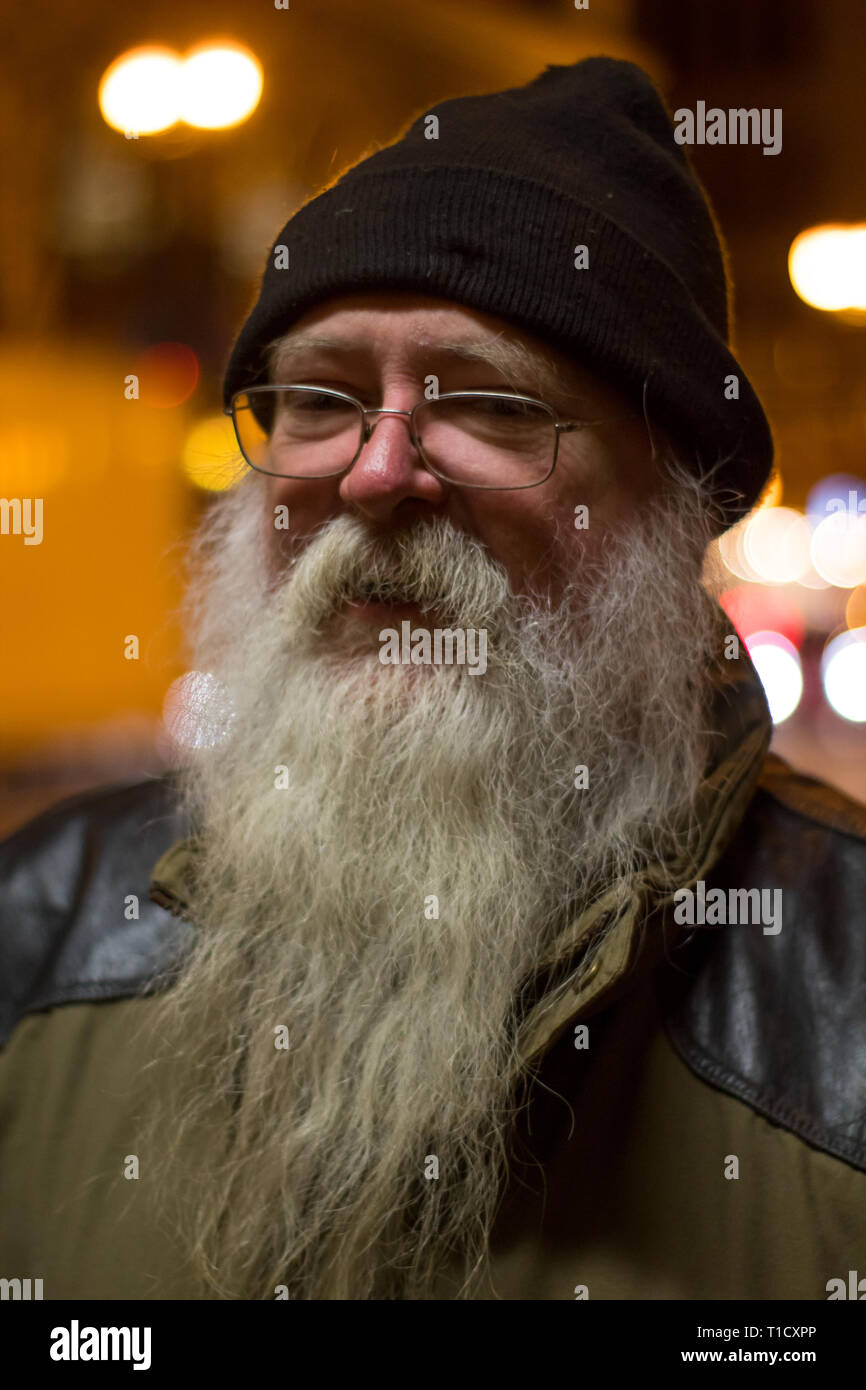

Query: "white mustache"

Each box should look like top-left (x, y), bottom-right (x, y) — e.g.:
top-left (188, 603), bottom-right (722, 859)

top-left (281, 514), bottom-right (514, 631)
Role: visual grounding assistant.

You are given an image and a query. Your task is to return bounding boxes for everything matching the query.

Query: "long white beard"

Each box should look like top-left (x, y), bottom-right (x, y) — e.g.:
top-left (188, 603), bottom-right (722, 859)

top-left (149, 463), bottom-right (723, 1299)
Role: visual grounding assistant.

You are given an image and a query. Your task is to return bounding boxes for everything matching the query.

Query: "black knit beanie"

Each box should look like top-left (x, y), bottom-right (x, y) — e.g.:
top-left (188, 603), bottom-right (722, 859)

top-left (223, 56), bottom-right (773, 532)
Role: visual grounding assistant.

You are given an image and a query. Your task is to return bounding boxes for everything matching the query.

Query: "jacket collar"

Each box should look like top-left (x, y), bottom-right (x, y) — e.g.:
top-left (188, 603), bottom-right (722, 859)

top-left (150, 624), bottom-right (773, 1071)
top-left (514, 645), bottom-right (772, 1069)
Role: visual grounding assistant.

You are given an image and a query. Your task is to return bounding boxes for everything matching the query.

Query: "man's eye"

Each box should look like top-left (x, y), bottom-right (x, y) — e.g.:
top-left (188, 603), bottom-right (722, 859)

top-left (482, 397), bottom-right (534, 416)
top-left (276, 389), bottom-right (359, 419)
top-left (295, 393), bottom-right (342, 410)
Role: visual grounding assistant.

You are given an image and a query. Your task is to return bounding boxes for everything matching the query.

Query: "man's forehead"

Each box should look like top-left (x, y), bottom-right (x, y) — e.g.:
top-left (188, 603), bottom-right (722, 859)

top-left (265, 302), bottom-right (593, 403)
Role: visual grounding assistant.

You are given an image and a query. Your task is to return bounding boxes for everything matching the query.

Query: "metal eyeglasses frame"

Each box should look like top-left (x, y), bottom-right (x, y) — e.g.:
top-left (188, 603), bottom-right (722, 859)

top-left (224, 384), bottom-right (602, 491)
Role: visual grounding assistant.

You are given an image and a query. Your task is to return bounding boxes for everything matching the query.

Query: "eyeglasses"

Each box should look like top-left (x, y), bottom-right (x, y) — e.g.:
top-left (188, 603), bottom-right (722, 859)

top-left (224, 384), bottom-right (605, 491)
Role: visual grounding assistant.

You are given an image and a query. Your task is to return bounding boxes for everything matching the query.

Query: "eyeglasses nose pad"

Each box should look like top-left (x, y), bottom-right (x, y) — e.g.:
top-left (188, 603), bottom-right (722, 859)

top-left (360, 410), bottom-right (414, 450)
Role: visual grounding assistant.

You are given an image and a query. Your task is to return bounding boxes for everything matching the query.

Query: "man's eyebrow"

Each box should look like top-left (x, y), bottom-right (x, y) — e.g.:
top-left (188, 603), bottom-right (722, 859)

top-left (264, 330), bottom-right (575, 401)
top-left (266, 333), bottom-right (349, 375)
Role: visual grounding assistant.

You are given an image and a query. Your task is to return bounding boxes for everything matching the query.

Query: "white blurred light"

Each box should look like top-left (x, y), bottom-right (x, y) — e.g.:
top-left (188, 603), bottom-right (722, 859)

top-left (718, 518), bottom-right (761, 582)
top-left (98, 48), bottom-right (182, 135)
top-left (179, 45), bottom-right (263, 129)
top-left (743, 506), bottom-right (811, 584)
top-left (789, 225), bottom-right (866, 313)
top-left (795, 559), bottom-right (832, 590)
top-left (163, 671), bottom-right (235, 750)
top-left (806, 473), bottom-right (866, 527)
top-left (821, 629), bottom-right (866, 722)
top-left (810, 512), bottom-right (866, 588)
top-left (745, 631), bottom-right (803, 724)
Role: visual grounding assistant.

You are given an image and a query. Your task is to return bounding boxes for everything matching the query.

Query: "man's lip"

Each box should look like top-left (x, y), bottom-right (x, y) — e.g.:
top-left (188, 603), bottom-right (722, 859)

top-left (341, 597), bottom-right (443, 623)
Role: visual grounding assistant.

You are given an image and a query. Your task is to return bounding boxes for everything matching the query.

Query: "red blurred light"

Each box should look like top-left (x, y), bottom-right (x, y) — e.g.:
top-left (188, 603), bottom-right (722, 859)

top-left (720, 586), bottom-right (805, 649)
top-left (135, 342), bottom-right (200, 408)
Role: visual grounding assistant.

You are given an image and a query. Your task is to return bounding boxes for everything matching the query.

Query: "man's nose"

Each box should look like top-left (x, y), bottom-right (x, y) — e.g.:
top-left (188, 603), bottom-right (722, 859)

top-left (338, 408), bottom-right (447, 522)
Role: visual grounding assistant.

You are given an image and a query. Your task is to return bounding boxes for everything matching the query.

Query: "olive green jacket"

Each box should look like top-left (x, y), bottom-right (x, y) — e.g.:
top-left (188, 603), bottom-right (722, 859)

top-left (1, 653), bottom-right (865, 1299)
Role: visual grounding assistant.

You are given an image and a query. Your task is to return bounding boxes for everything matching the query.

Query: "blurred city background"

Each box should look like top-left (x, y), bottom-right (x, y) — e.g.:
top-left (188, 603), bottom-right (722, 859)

top-left (1, 0), bottom-right (864, 837)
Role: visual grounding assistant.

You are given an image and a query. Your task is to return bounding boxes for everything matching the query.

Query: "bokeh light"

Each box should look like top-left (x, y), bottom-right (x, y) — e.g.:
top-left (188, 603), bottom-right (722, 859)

top-left (743, 506), bottom-right (811, 584)
top-left (810, 511), bottom-right (866, 588)
top-left (179, 44), bottom-right (263, 130)
top-left (805, 473), bottom-right (866, 527)
top-left (182, 414), bottom-right (246, 491)
top-left (720, 587), bottom-right (805, 649)
top-left (98, 47), bottom-right (183, 135)
top-left (788, 224), bottom-right (866, 312)
top-left (821, 629), bottom-right (866, 722)
top-left (134, 343), bottom-right (200, 409)
top-left (718, 516), bottom-right (761, 582)
top-left (846, 586), bottom-right (866, 630)
top-left (99, 42), bottom-right (262, 136)
top-left (795, 559), bottom-right (832, 590)
top-left (0, 424), bottom-right (71, 493)
top-left (745, 631), bottom-right (803, 724)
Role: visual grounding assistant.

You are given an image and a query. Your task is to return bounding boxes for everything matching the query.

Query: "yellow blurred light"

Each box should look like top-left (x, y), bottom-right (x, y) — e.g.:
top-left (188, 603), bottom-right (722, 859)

top-left (99, 42), bottom-right (262, 137)
top-left (743, 506), bottom-right (811, 585)
top-left (846, 585), bottom-right (866, 629)
top-left (0, 425), bottom-right (70, 493)
top-left (179, 44), bottom-right (263, 130)
top-left (182, 414), bottom-right (245, 491)
top-left (788, 224), bottom-right (866, 313)
top-left (0, 342), bottom-right (191, 750)
top-left (757, 473), bottom-right (783, 509)
top-left (98, 47), bottom-right (182, 135)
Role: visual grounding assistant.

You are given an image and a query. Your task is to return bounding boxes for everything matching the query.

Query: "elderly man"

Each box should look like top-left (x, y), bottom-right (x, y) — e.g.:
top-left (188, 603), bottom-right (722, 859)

top-left (1, 57), bottom-right (864, 1302)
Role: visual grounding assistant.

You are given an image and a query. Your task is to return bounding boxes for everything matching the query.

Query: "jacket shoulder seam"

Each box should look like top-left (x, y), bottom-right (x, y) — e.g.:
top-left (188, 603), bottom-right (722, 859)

top-left (0, 778), bottom-right (188, 1049)
top-left (663, 1011), bottom-right (866, 1173)
top-left (755, 762), bottom-right (866, 846)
